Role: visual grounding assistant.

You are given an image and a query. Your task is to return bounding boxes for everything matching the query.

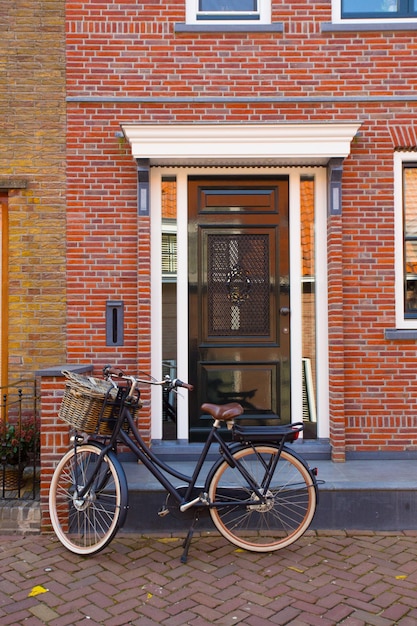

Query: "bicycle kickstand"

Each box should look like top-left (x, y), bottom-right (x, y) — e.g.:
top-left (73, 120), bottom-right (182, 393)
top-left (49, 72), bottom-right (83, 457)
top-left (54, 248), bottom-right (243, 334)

top-left (181, 509), bottom-right (200, 564)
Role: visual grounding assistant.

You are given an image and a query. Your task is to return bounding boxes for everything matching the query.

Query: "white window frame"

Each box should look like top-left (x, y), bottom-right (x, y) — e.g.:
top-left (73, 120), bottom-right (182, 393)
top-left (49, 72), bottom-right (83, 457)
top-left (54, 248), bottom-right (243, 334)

top-left (394, 151), bottom-right (417, 329)
top-left (331, 0), bottom-right (417, 24)
top-left (186, 0), bottom-right (271, 25)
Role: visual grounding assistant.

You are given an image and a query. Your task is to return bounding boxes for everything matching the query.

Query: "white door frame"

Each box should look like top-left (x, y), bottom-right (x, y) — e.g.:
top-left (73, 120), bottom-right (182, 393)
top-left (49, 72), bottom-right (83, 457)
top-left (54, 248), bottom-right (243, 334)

top-left (150, 166), bottom-right (329, 440)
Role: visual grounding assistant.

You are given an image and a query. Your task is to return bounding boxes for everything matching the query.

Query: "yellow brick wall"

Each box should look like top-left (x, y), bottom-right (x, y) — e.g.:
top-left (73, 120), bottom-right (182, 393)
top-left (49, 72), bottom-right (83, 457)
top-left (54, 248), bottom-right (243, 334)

top-left (0, 1), bottom-right (66, 379)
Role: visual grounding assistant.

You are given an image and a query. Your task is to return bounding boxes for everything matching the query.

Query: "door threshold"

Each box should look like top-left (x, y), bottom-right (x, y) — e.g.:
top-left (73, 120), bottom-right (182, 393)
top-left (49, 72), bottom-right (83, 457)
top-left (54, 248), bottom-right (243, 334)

top-left (151, 438), bottom-right (331, 461)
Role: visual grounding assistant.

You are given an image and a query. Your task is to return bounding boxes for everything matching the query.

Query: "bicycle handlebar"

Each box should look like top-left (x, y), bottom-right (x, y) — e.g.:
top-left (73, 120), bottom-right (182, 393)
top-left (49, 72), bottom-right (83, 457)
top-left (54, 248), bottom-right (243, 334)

top-left (171, 378), bottom-right (194, 391)
top-left (102, 365), bottom-right (194, 392)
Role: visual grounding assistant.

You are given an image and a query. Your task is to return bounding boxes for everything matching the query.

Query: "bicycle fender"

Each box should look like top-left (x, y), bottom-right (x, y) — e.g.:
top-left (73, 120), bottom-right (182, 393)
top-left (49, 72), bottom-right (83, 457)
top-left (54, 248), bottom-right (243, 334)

top-left (85, 440), bottom-right (130, 528)
top-left (282, 444), bottom-right (320, 503)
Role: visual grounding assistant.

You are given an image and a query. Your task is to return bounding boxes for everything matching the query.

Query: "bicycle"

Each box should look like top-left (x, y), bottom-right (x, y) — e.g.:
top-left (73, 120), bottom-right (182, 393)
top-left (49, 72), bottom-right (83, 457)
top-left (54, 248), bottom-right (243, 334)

top-left (49, 365), bottom-right (319, 562)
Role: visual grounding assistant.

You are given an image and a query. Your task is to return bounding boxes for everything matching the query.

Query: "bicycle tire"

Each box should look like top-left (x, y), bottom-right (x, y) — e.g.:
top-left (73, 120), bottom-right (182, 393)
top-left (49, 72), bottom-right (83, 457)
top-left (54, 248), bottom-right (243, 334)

top-left (49, 442), bottom-right (128, 555)
top-left (208, 444), bottom-right (317, 552)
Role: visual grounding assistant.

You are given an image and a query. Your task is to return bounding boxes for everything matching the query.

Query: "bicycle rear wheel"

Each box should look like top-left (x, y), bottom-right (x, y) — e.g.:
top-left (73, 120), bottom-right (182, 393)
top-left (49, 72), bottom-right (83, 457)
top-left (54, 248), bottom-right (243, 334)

top-left (49, 443), bottom-right (128, 555)
top-left (208, 445), bottom-right (317, 552)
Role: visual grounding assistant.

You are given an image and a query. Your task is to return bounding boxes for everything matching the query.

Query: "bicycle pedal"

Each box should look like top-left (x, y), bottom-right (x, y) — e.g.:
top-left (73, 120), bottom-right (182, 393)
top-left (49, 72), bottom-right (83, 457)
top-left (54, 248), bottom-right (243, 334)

top-left (158, 506), bottom-right (170, 517)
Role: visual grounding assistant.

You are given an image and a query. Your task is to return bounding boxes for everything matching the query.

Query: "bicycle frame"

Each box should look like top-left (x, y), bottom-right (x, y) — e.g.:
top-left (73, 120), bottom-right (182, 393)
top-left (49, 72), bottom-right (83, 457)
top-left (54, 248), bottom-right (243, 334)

top-left (76, 403), bottom-right (281, 511)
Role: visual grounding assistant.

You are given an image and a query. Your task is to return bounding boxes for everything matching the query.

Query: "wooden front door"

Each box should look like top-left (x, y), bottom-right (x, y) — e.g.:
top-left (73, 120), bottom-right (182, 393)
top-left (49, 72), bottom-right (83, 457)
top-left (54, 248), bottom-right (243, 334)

top-left (188, 176), bottom-right (290, 440)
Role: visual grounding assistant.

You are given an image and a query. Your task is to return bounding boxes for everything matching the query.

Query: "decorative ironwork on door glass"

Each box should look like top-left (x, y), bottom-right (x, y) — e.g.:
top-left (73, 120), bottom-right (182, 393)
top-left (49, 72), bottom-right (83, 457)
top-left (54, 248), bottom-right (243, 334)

top-left (207, 234), bottom-right (270, 336)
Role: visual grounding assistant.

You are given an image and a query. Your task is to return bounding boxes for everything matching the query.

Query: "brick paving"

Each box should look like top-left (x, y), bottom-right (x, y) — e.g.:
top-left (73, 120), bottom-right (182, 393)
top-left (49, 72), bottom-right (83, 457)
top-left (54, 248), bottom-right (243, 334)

top-left (2, 531), bottom-right (417, 625)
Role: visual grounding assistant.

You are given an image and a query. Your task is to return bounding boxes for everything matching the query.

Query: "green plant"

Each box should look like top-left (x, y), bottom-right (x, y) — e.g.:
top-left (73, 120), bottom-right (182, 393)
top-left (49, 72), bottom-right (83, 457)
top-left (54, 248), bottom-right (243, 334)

top-left (0, 416), bottom-right (39, 466)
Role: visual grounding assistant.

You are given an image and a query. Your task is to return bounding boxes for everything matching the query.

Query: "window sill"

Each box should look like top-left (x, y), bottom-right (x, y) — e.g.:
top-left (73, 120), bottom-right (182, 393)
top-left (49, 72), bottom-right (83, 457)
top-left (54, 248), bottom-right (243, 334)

top-left (385, 329), bottom-right (417, 340)
top-left (322, 22), bottom-right (417, 32)
top-left (175, 23), bottom-right (284, 33)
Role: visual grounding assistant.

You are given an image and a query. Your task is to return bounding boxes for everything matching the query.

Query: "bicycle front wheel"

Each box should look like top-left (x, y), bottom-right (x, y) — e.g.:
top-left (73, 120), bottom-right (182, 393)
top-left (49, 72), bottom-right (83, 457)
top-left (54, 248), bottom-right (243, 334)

top-left (208, 445), bottom-right (317, 552)
top-left (49, 443), bottom-right (128, 555)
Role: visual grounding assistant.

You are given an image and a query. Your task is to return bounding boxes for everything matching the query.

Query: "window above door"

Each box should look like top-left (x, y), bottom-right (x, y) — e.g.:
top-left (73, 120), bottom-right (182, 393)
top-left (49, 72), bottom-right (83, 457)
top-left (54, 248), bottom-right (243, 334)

top-left (186, 0), bottom-right (271, 25)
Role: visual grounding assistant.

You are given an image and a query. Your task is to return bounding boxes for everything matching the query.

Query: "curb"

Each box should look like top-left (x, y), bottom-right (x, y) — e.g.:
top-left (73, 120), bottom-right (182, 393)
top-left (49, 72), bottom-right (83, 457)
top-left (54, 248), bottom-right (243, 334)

top-left (0, 500), bottom-right (41, 534)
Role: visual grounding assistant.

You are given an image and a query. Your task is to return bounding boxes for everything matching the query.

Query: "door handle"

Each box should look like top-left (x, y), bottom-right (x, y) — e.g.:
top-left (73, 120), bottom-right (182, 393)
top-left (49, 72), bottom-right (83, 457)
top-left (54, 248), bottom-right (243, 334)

top-left (280, 307), bottom-right (290, 316)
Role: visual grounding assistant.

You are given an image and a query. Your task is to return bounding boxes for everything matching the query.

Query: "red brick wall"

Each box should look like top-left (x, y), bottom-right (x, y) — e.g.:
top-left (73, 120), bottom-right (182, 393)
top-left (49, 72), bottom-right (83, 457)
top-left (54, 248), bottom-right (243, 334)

top-left (66, 2), bottom-right (417, 456)
top-left (38, 373), bottom-right (71, 531)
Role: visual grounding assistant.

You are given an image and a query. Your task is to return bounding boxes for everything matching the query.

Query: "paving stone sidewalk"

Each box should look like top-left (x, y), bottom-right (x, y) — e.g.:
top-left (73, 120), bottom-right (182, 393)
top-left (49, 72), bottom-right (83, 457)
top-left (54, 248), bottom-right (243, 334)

top-left (2, 530), bottom-right (417, 625)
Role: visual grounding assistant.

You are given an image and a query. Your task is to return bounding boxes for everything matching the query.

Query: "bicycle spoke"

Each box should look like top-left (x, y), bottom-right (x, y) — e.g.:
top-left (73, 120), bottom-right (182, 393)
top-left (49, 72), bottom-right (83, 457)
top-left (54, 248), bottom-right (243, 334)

top-left (49, 444), bottom-right (126, 555)
top-left (209, 445), bottom-right (317, 551)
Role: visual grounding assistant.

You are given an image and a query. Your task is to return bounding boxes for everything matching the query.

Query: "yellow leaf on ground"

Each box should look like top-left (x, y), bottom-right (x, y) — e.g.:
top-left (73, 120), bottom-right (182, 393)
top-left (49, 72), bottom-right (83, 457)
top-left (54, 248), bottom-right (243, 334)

top-left (28, 585), bottom-right (48, 597)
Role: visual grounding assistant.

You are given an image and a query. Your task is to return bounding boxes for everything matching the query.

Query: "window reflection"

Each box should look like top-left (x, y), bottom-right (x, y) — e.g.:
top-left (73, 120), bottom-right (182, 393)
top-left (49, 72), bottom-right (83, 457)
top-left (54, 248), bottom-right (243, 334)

top-left (301, 177), bottom-right (317, 438)
top-left (404, 167), bottom-right (417, 317)
top-left (342, 0), bottom-right (398, 13)
top-left (199, 0), bottom-right (256, 9)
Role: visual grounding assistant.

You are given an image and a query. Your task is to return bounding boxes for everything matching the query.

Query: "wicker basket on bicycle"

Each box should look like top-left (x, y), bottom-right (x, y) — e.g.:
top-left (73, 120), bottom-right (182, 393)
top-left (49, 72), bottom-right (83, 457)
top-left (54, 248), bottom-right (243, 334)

top-left (58, 370), bottom-right (122, 435)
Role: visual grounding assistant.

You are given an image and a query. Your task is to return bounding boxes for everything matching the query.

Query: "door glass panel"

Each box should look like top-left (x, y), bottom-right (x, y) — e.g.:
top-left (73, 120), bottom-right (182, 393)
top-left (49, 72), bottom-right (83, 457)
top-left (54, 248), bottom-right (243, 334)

top-left (161, 177), bottom-right (177, 440)
top-left (204, 365), bottom-right (274, 412)
top-left (301, 177), bottom-right (317, 438)
top-left (207, 233), bottom-right (269, 336)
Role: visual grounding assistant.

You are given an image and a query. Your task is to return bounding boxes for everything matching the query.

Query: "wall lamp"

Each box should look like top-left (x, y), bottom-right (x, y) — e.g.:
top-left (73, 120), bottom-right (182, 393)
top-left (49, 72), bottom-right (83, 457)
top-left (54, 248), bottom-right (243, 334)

top-left (328, 158), bottom-right (344, 216)
top-left (137, 158), bottom-right (150, 216)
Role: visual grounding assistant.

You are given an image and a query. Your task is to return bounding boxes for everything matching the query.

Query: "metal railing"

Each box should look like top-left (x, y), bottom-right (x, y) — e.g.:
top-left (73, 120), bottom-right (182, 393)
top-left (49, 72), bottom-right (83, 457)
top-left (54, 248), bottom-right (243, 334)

top-left (0, 379), bottom-right (40, 500)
